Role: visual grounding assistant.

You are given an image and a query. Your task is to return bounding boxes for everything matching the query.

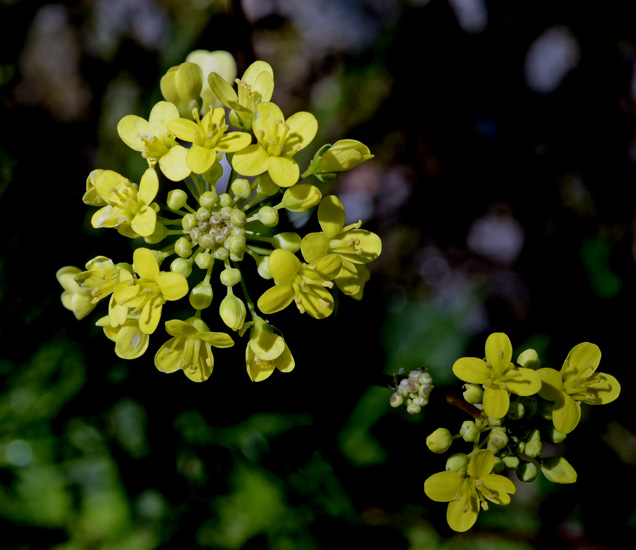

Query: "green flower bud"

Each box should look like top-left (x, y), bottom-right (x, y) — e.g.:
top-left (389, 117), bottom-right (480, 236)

top-left (540, 456), bottom-right (577, 484)
top-left (196, 206), bottom-right (210, 222)
top-left (507, 401), bottom-right (525, 420)
top-left (460, 420), bottom-right (479, 443)
top-left (144, 222), bottom-right (167, 244)
top-left (517, 348), bottom-right (541, 370)
top-left (492, 456), bottom-right (505, 474)
top-left (524, 439), bottom-right (543, 459)
top-left (182, 213), bottom-right (197, 231)
top-left (544, 427), bottom-right (567, 445)
top-left (256, 173), bottom-right (279, 197)
top-left (254, 254), bottom-right (271, 279)
top-left (220, 267), bottom-right (241, 287)
top-left (426, 428), bottom-right (453, 454)
top-left (272, 232), bottom-right (301, 253)
top-left (230, 209), bottom-right (247, 227)
top-left (487, 427), bottom-right (509, 452)
top-left (257, 206), bottom-right (279, 227)
top-left (406, 401), bottom-right (421, 415)
top-left (199, 190), bottom-right (218, 209)
top-left (281, 184), bottom-right (322, 213)
top-left (310, 139), bottom-right (373, 174)
top-left (225, 234), bottom-right (246, 257)
top-left (175, 237), bottom-right (193, 258)
top-left (502, 455), bottom-right (520, 470)
top-left (195, 252), bottom-right (214, 270)
top-left (189, 279), bottom-right (213, 310)
top-left (445, 453), bottom-right (469, 472)
top-left (517, 461), bottom-right (538, 482)
top-left (167, 189), bottom-right (188, 210)
top-left (389, 392), bottom-right (404, 408)
top-left (171, 258), bottom-right (192, 278)
top-left (213, 247), bottom-right (229, 261)
top-left (231, 178), bottom-right (252, 199)
top-left (463, 383), bottom-right (483, 404)
top-left (219, 193), bottom-right (232, 207)
top-left (219, 293), bottom-right (246, 331)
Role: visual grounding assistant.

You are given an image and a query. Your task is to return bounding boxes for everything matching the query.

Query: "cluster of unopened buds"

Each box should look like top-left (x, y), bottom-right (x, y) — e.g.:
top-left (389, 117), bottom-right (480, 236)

top-left (392, 332), bottom-right (620, 532)
top-left (390, 368), bottom-right (434, 414)
top-left (56, 49), bottom-right (381, 383)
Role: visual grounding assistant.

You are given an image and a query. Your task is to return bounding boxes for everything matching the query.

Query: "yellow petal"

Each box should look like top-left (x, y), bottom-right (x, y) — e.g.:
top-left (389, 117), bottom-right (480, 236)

top-left (580, 373), bottom-right (621, 405)
top-left (268, 156), bottom-right (299, 188)
top-left (467, 449), bottom-right (495, 479)
top-left (318, 195), bottom-right (346, 237)
top-left (485, 332), bottom-right (513, 374)
top-left (538, 367), bottom-right (563, 401)
top-left (284, 111), bottom-right (318, 153)
top-left (155, 337), bottom-right (184, 373)
top-left (187, 144), bottom-right (216, 174)
top-left (133, 248), bottom-right (159, 281)
top-left (258, 285), bottom-right (294, 315)
top-left (156, 272), bottom-right (188, 301)
top-left (480, 473), bottom-right (516, 505)
top-left (483, 385), bottom-right (510, 419)
top-left (117, 115), bottom-right (153, 151)
top-left (138, 168), bottom-right (159, 205)
top-left (447, 488), bottom-right (479, 533)
top-left (231, 144), bottom-right (270, 176)
top-left (167, 118), bottom-right (200, 143)
top-left (424, 471), bottom-right (464, 502)
top-left (563, 342), bottom-right (601, 377)
top-left (159, 145), bottom-right (191, 181)
top-left (503, 367), bottom-right (541, 397)
top-left (452, 357), bottom-right (489, 384)
top-left (268, 249), bottom-right (301, 284)
top-left (131, 207), bottom-right (157, 237)
top-left (552, 392), bottom-right (581, 434)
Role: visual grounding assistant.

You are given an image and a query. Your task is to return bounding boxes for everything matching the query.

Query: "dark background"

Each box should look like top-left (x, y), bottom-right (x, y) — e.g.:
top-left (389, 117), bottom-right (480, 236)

top-left (2, 0), bottom-right (636, 548)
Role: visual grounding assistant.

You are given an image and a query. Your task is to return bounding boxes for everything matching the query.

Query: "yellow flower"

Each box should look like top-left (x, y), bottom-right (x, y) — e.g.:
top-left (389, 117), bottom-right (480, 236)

top-left (113, 248), bottom-right (188, 334)
top-left (185, 49), bottom-right (237, 114)
top-left (537, 342), bottom-right (620, 434)
top-left (90, 168), bottom-right (159, 238)
top-left (304, 139), bottom-right (374, 179)
top-left (257, 249), bottom-right (341, 319)
top-left (208, 60), bottom-right (274, 130)
top-left (245, 315), bottom-right (295, 382)
top-left (232, 102), bottom-right (318, 187)
top-left (96, 314), bottom-right (150, 360)
top-left (424, 449), bottom-right (516, 532)
top-left (117, 101), bottom-right (190, 182)
top-left (452, 333), bottom-right (541, 419)
top-left (155, 317), bottom-right (234, 382)
top-left (300, 195), bottom-right (382, 296)
top-left (73, 256), bottom-right (125, 305)
top-left (167, 107), bottom-right (252, 174)
top-left (160, 62), bottom-right (203, 118)
top-left (56, 266), bottom-right (96, 320)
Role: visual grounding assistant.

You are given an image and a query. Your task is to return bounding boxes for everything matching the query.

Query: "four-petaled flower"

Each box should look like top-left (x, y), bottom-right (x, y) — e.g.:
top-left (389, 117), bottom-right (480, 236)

top-left (167, 106), bottom-right (252, 174)
top-left (245, 315), bottom-right (295, 382)
top-left (257, 249), bottom-right (342, 319)
top-left (155, 317), bottom-right (234, 382)
top-left (452, 332), bottom-right (541, 419)
top-left (232, 102), bottom-right (318, 187)
top-left (424, 449), bottom-right (517, 532)
top-left (117, 101), bottom-right (190, 182)
top-left (113, 248), bottom-right (188, 334)
top-left (91, 168), bottom-right (160, 238)
top-left (301, 195), bottom-right (382, 296)
top-left (537, 342), bottom-right (620, 434)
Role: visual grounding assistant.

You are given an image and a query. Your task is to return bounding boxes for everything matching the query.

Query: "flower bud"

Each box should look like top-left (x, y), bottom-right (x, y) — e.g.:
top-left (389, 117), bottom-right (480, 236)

top-left (199, 190), bottom-right (218, 209)
top-left (517, 461), bottom-right (538, 482)
top-left (230, 209), bottom-right (247, 227)
top-left (160, 62), bottom-right (203, 117)
top-left (460, 421), bottom-right (479, 442)
top-left (189, 279), bottom-right (213, 310)
top-left (406, 401), bottom-right (421, 415)
top-left (463, 383), bottom-right (483, 404)
top-left (389, 392), bottom-right (404, 408)
top-left (310, 139), bottom-right (373, 174)
top-left (254, 254), bottom-right (271, 279)
top-left (257, 206), bottom-right (279, 227)
top-left (502, 455), bottom-right (520, 470)
top-left (426, 428), bottom-right (453, 454)
top-left (171, 258), bottom-right (192, 278)
top-left (272, 232), bottom-right (301, 252)
top-left (492, 457), bottom-right (505, 474)
top-left (486, 427), bottom-right (508, 452)
top-left (281, 184), bottom-right (322, 213)
top-left (195, 252), bottom-right (214, 270)
top-left (517, 348), bottom-right (540, 370)
top-left (220, 267), bottom-right (241, 287)
top-left (175, 237), bottom-right (193, 258)
top-left (524, 439), bottom-right (543, 459)
top-left (445, 453), bottom-right (469, 472)
top-left (182, 213), bottom-right (197, 231)
top-left (231, 178), bottom-right (252, 199)
top-left (225, 234), bottom-right (246, 257)
top-left (219, 193), bottom-right (232, 207)
top-left (167, 189), bottom-right (188, 210)
top-left (544, 427), bottom-right (567, 445)
top-left (506, 401), bottom-right (525, 420)
top-left (219, 293), bottom-right (246, 331)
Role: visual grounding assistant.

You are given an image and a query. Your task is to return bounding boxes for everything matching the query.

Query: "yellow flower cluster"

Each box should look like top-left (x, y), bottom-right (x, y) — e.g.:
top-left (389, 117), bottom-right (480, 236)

top-left (56, 49), bottom-right (381, 383)
top-left (420, 332), bottom-right (620, 532)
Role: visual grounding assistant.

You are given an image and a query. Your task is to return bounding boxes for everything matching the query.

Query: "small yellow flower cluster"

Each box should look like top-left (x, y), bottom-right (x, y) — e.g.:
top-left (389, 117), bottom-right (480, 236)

top-left (57, 49), bottom-right (381, 383)
top-left (416, 332), bottom-right (620, 532)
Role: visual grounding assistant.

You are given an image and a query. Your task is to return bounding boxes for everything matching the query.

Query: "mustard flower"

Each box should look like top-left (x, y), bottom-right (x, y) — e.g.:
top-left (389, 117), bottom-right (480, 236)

top-left (452, 333), bottom-right (541, 419)
top-left (301, 195), bottom-right (382, 296)
top-left (245, 315), bottom-right (295, 382)
top-left (91, 168), bottom-right (159, 238)
top-left (208, 60), bottom-right (274, 131)
top-left (185, 49), bottom-right (237, 114)
top-left (537, 342), bottom-right (620, 434)
top-left (160, 61), bottom-right (203, 118)
top-left (96, 314), bottom-right (150, 360)
top-left (257, 249), bottom-right (341, 319)
top-left (155, 317), bottom-right (234, 382)
top-left (232, 102), bottom-right (318, 187)
top-left (113, 248), bottom-right (188, 334)
top-left (83, 169), bottom-right (107, 206)
top-left (73, 256), bottom-right (125, 305)
top-left (304, 139), bottom-right (374, 179)
top-left (167, 107), bottom-right (252, 174)
top-left (117, 101), bottom-right (190, 182)
top-left (424, 449), bottom-right (516, 532)
top-left (56, 266), bottom-right (96, 320)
